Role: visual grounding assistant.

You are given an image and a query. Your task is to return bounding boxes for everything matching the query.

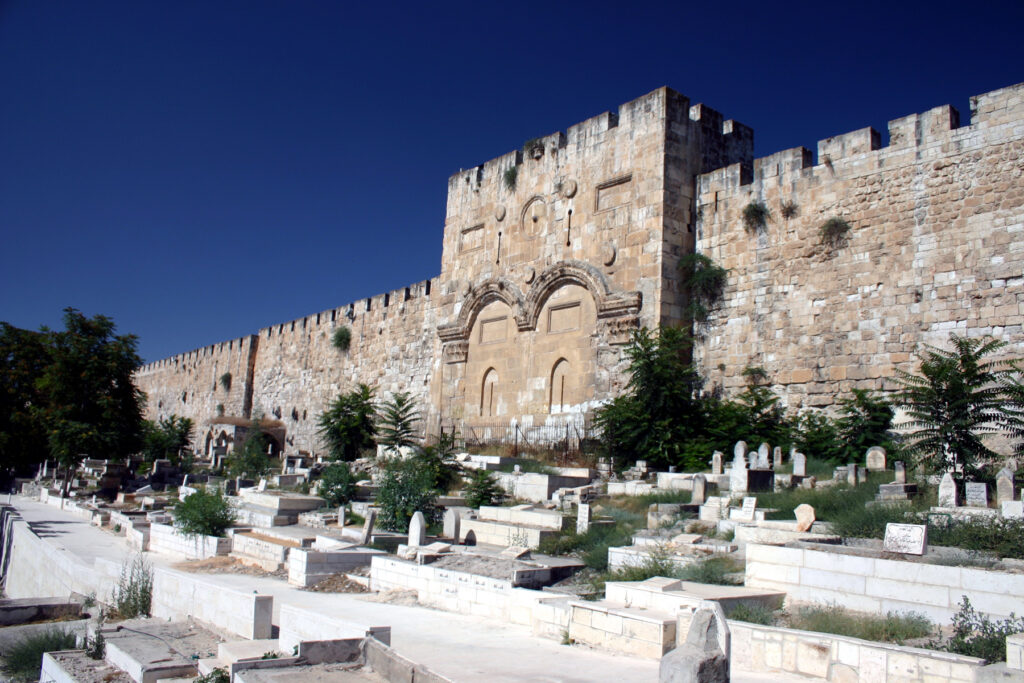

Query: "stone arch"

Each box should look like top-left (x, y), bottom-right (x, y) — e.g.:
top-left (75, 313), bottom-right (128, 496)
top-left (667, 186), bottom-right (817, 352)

top-left (549, 358), bottom-right (570, 414)
top-left (519, 195), bottom-right (548, 238)
top-left (524, 260), bottom-right (642, 329)
top-left (481, 367), bottom-right (499, 417)
top-left (438, 277), bottom-right (527, 343)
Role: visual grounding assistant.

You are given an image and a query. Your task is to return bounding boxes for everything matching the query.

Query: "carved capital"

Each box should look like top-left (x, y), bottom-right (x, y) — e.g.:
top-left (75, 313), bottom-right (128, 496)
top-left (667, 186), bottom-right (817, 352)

top-left (443, 341), bottom-right (469, 364)
top-left (601, 315), bottom-right (640, 345)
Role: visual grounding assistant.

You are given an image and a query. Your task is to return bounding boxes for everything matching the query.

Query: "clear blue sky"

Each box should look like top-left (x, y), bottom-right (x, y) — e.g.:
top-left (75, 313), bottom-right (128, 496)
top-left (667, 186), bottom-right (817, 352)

top-left (2, 0), bottom-right (1022, 363)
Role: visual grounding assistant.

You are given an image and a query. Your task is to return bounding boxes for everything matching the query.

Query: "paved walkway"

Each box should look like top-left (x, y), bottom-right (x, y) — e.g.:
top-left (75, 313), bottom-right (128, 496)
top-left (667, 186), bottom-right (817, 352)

top-left (7, 497), bottom-right (808, 682)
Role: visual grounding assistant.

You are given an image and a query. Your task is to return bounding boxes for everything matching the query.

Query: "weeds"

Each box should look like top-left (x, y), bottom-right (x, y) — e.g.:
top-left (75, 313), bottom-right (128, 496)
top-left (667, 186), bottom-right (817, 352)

top-left (502, 166), bottom-right (518, 192)
top-left (820, 216), bottom-right (852, 246)
top-left (196, 669), bottom-right (230, 683)
top-left (790, 604), bottom-right (933, 644)
top-left (114, 554), bottom-right (153, 619)
top-left (780, 200), bottom-right (799, 219)
top-left (725, 602), bottom-right (777, 625)
top-left (932, 596), bottom-right (1024, 662)
top-left (331, 326), bottom-right (351, 351)
top-left (742, 202), bottom-right (770, 233)
top-left (1, 626), bottom-right (78, 681)
top-left (927, 516), bottom-right (1024, 560)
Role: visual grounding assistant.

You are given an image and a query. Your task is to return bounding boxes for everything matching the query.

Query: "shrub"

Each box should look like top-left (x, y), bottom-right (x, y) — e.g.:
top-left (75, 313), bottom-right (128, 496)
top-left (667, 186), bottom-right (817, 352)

top-left (835, 389), bottom-right (899, 461)
top-left (791, 604), bottom-right (933, 644)
top-left (780, 200), bottom-right (799, 219)
top-left (332, 326), bottom-right (352, 351)
top-left (679, 253), bottom-right (728, 323)
top-left (318, 384), bottom-right (376, 461)
top-left (935, 596), bottom-right (1024, 662)
top-left (502, 166), bottom-right (518, 192)
top-left (318, 462), bottom-right (358, 507)
top-left (196, 669), bottom-right (230, 683)
top-left (175, 488), bottom-right (236, 537)
top-left (742, 202), bottom-right (770, 233)
top-left (228, 420), bottom-right (272, 478)
top-left (819, 216), bottom-right (851, 245)
top-left (377, 392), bottom-right (420, 455)
top-left (1, 626), bottom-right (78, 681)
top-left (219, 372), bottom-right (232, 391)
top-left (412, 433), bottom-right (462, 492)
top-left (464, 469), bottom-right (503, 508)
top-left (115, 554), bottom-right (153, 619)
top-left (375, 460), bottom-right (438, 532)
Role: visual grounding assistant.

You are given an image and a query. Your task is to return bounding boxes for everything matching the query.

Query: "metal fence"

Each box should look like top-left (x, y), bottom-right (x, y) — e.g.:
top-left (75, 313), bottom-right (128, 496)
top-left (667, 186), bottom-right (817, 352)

top-left (430, 416), bottom-right (602, 464)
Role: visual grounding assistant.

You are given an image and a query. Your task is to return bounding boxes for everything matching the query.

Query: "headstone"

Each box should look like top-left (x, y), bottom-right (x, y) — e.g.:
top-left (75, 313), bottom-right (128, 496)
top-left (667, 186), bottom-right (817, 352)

top-left (257, 478), bottom-right (267, 492)
top-left (691, 474), bottom-right (707, 506)
top-left (636, 460), bottom-right (648, 472)
top-left (739, 496), bottom-right (757, 521)
top-left (883, 523), bottom-right (927, 555)
top-left (794, 504), bottom-right (815, 532)
top-left (996, 469), bottom-right (1015, 505)
top-left (181, 474), bottom-right (190, 487)
top-left (733, 441), bottom-right (747, 460)
top-left (360, 509), bottom-right (377, 545)
top-left (756, 443), bottom-right (770, 469)
top-left (965, 482), bottom-right (988, 508)
top-left (866, 446), bottom-right (886, 471)
top-left (669, 466), bottom-right (677, 474)
top-left (773, 447), bottom-right (783, 469)
top-left (576, 503), bottom-right (591, 535)
top-left (846, 465), bottom-right (858, 486)
top-left (800, 476), bottom-right (817, 489)
top-left (408, 511), bottom-right (426, 547)
top-left (660, 600), bottom-right (730, 683)
top-left (729, 449), bottom-right (748, 494)
top-left (894, 461), bottom-right (906, 484)
top-left (938, 472), bottom-right (958, 507)
top-left (792, 452), bottom-right (807, 477)
top-left (711, 451), bottom-right (723, 475)
top-left (443, 508), bottom-right (461, 540)
top-left (1002, 500), bottom-right (1024, 519)
top-left (513, 464), bottom-right (521, 473)
top-left (857, 465), bottom-right (867, 484)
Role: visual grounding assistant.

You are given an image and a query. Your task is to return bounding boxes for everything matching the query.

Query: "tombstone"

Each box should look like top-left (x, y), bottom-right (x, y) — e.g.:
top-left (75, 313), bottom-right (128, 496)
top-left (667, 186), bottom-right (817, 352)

top-left (857, 466), bottom-right (868, 484)
top-left (996, 469), bottom-right (1015, 505)
top-left (738, 496), bottom-right (757, 522)
top-left (668, 466), bottom-right (677, 474)
top-left (756, 443), bottom-right (770, 469)
top-left (773, 447), bottom-right (783, 470)
top-left (181, 474), bottom-right (190, 487)
top-left (846, 465), bottom-right (858, 486)
top-left (729, 449), bottom-right (748, 495)
top-left (257, 478), bottom-right (267, 492)
top-left (576, 503), bottom-right (592, 535)
top-left (360, 509), bottom-right (377, 545)
top-left (794, 503), bottom-right (815, 532)
top-left (938, 472), bottom-right (958, 507)
top-left (443, 508), bottom-right (461, 540)
top-left (513, 464), bottom-right (521, 474)
top-left (964, 482), bottom-right (988, 508)
top-left (711, 451), bottom-right (723, 475)
top-left (660, 600), bottom-right (730, 683)
top-left (691, 474), bottom-right (707, 506)
top-left (883, 523), bottom-right (928, 555)
top-left (800, 476), bottom-right (817, 489)
top-left (408, 511), bottom-right (426, 547)
top-left (866, 446), bottom-right (886, 471)
top-left (733, 441), bottom-right (747, 461)
top-left (894, 461), bottom-right (907, 485)
top-left (1002, 500), bottom-right (1024, 519)
top-left (792, 451), bottom-right (807, 478)
top-left (636, 460), bottom-right (648, 473)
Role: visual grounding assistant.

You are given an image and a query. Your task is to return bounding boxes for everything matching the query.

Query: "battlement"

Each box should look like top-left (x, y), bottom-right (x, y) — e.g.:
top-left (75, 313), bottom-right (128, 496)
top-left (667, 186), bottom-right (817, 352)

top-left (698, 81), bottom-right (1024, 198)
top-left (137, 334), bottom-right (258, 374)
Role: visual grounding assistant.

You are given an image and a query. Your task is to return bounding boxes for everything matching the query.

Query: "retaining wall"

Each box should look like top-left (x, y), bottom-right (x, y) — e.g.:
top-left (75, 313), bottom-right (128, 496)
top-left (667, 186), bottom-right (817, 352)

top-left (287, 547), bottom-right (385, 587)
top-left (148, 523), bottom-right (231, 560)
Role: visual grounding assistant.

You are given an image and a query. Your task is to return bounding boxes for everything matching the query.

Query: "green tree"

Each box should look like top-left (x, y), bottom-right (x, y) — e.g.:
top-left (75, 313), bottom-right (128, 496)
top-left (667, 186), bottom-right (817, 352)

top-left (375, 459), bottom-right (437, 532)
top-left (377, 392), bottom-right (420, 455)
top-left (174, 489), bottom-right (236, 537)
top-left (142, 415), bottom-right (194, 465)
top-left (835, 389), bottom-right (897, 461)
top-left (412, 431), bottom-right (461, 492)
top-left (594, 326), bottom-right (703, 469)
top-left (0, 323), bottom-right (50, 480)
top-left (36, 309), bottom-right (145, 496)
top-left (895, 334), bottom-right (1016, 479)
top-left (228, 420), bottom-right (272, 478)
top-left (464, 469), bottom-right (503, 508)
top-left (318, 461), bottom-right (358, 507)
top-left (317, 384), bottom-right (376, 461)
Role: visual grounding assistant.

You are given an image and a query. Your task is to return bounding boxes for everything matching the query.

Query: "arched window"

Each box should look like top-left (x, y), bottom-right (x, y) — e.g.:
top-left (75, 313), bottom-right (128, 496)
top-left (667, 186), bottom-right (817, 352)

top-left (549, 358), bottom-right (570, 413)
top-left (481, 368), bottom-right (499, 417)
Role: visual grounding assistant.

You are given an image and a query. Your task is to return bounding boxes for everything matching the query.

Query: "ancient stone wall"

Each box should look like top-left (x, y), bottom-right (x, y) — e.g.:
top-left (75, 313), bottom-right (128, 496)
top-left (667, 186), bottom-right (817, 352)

top-left (694, 82), bottom-right (1024, 409)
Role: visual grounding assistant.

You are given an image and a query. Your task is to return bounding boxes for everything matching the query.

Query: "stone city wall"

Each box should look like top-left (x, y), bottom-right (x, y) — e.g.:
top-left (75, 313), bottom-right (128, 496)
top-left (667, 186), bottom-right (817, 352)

top-left (695, 82), bottom-right (1024, 408)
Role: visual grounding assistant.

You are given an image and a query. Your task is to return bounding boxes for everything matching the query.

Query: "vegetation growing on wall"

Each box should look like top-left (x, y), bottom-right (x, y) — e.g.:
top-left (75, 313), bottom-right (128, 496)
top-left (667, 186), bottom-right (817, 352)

top-left (502, 165), bottom-right (518, 192)
top-left (679, 253), bottom-right (728, 323)
top-left (219, 372), bottom-right (232, 391)
top-left (332, 326), bottom-right (352, 351)
top-left (819, 216), bottom-right (851, 246)
top-left (780, 200), bottom-right (799, 219)
top-left (742, 202), bottom-right (770, 233)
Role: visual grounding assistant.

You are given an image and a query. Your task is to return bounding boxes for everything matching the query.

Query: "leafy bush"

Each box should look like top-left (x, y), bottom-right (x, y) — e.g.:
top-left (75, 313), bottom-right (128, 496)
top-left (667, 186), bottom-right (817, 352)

top-left (376, 460), bottom-right (438, 532)
top-left (819, 216), bottom-right (851, 245)
top-left (1, 626), bottom-right (78, 681)
top-left (175, 488), bottom-right (236, 537)
top-left (464, 470), bottom-right (503, 508)
top-left (791, 604), bottom-right (933, 644)
top-left (934, 596), bottom-right (1024, 662)
top-left (835, 389), bottom-right (899, 461)
top-left (332, 326), bottom-right (352, 351)
top-left (115, 554), bottom-right (153, 619)
top-left (141, 414), bottom-right (194, 464)
top-left (195, 669), bottom-right (230, 683)
top-left (318, 384), bottom-right (376, 461)
top-left (377, 392), bottom-right (420, 455)
top-left (412, 433), bottom-right (462, 492)
top-left (228, 421), bottom-right (272, 478)
top-left (742, 202), bottom-right (770, 233)
top-left (318, 462), bottom-right (358, 507)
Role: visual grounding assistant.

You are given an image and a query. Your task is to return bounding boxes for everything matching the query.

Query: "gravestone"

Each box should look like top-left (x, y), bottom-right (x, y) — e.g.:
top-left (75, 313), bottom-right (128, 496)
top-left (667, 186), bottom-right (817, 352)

top-left (577, 503), bottom-right (591, 535)
top-left (938, 472), bottom-right (958, 507)
top-left (734, 441), bottom-right (747, 460)
top-left (773, 447), bottom-right (783, 469)
top-left (1002, 500), bottom-right (1024, 519)
top-left (338, 506), bottom-right (347, 528)
top-left (894, 461), bottom-right (906, 484)
top-left (729, 450), bottom-right (748, 495)
top-left (857, 465), bottom-right (867, 484)
top-left (996, 469), bottom-right (1015, 505)
top-left (846, 465), bottom-right (858, 486)
top-left (711, 451), bottom-right (723, 475)
top-left (800, 476), bottom-right (817, 489)
top-left (257, 478), bottom-right (267, 492)
top-left (883, 523), bottom-right (927, 555)
top-left (965, 482), bottom-right (988, 508)
top-left (794, 504), bottom-right (815, 532)
top-left (360, 509), bottom-right (377, 545)
top-left (513, 464), bottom-right (521, 473)
top-left (443, 508), bottom-right (461, 540)
top-left (660, 600), bottom-right (730, 683)
top-left (792, 452), bottom-right (807, 477)
top-left (739, 497), bottom-right (757, 522)
top-left (408, 511), bottom-right (426, 547)
top-left (756, 443), bottom-right (770, 469)
top-left (866, 446), bottom-right (886, 471)
top-left (691, 474), bottom-right (707, 506)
